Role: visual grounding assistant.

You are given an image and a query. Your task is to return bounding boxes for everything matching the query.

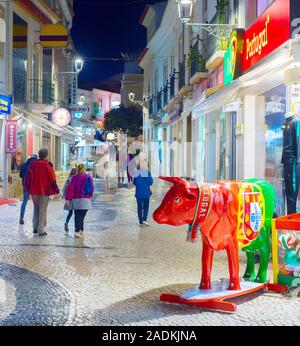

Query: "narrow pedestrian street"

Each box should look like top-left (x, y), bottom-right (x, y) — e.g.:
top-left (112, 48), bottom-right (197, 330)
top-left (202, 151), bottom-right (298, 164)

top-left (0, 180), bottom-right (299, 326)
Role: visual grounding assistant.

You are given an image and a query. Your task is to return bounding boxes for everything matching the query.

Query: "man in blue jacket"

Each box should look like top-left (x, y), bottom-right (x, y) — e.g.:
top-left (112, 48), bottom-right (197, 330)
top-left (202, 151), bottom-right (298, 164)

top-left (19, 154), bottom-right (37, 224)
top-left (133, 161), bottom-right (153, 227)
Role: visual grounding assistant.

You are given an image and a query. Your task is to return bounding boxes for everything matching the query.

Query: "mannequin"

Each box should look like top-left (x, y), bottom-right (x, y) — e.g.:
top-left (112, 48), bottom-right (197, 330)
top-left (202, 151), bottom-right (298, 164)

top-left (281, 112), bottom-right (300, 214)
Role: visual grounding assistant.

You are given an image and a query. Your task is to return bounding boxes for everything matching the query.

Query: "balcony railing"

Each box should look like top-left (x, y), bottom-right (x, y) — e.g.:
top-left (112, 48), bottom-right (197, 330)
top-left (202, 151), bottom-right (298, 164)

top-left (169, 71), bottom-right (175, 100)
top-left (189, 39), bottom-right (207, 78)
top-left (163, 83), bottom-right (168, 108)
top-left (205, 13), bottom-right (230, 61)
top-left (13, 79), bottom-right (54, 106)
top-left (157, 89), bottom-right (162, 112)
top-left (178, 59), bottom-right (186, 91)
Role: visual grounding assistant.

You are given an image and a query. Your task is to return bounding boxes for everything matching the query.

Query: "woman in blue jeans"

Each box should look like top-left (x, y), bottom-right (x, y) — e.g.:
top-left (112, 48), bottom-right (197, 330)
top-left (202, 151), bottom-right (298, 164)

top-left (133, 160), bottom-right (153, 227)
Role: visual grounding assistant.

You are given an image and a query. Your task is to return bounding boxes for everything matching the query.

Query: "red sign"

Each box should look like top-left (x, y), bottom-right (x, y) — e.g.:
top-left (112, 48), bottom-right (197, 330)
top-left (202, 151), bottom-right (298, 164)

top-left (6, 120), bottom-right (17, 153)
top-left (242, 0), bottom-right (291, 73)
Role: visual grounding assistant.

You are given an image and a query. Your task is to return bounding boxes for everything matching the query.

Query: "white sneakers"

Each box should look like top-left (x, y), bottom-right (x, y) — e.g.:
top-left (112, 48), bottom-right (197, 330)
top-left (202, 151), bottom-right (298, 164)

top-left (140, 221), bottom-right (150, 227)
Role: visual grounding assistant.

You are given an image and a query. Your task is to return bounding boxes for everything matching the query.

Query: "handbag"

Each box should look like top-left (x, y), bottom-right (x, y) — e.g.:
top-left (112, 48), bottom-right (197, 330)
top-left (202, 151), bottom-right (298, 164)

top-left (83, 176), bottom-right (93, 195)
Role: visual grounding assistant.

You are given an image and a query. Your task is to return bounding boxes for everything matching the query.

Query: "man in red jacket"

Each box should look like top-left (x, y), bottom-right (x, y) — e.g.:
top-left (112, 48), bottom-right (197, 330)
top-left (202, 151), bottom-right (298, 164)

top-left (24, 148), bottom-right (59, 236)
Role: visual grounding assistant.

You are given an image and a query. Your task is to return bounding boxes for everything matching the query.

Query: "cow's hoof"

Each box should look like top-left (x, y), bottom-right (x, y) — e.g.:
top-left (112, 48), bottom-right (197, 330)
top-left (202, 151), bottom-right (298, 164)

top-left (199, 281), bottom-right (211, 290)
top-left (243, 273), bottom-right (256, 281)
top-left (255, 275), bottom-right (267, 283)
top-left (228, 282), bottom-right (241, 290)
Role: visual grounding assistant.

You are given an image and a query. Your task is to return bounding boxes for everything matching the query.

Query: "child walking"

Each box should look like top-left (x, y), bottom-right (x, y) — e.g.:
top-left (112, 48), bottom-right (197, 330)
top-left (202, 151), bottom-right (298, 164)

top-left (62, 168), bottom-right (77, 233)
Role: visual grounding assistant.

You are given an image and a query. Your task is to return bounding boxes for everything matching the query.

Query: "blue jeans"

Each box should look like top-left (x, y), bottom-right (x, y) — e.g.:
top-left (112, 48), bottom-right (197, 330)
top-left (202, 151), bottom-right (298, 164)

top-left (136, 198), bottom-right (150, 224)
top-left (20, 188), bottom-right (29, 219)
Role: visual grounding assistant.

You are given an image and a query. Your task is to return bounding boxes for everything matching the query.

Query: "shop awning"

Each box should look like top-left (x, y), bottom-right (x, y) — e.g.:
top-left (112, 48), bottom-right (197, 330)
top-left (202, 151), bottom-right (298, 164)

top-left (193, 80), bottom-right (240, 118)
top-left (12, 106), bottom-right (85, 141)
top-left (192, 40), bottom-right (295, 118)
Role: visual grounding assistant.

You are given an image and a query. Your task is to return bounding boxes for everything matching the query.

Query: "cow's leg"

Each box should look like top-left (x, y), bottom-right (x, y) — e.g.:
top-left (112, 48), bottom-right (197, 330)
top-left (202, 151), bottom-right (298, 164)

top-left (243, 250), bottom-right (256, 281)
top-left (226, 237), bottom-right (241, 290)
top-left (256, 226), bottom-right (270, 283)
top-left (199, 239), bottom-right (214, 290)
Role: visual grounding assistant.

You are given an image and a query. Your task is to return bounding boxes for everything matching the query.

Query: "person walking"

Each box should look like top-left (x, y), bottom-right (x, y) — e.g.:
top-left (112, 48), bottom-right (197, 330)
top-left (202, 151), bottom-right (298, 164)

top-left (19, 154), bottom-right (37, 225)
top-left (66, 164), bottom-right (94, 238)
top-left (24, 148), bottom-right (59, 236)
top-left (133, 160), bottom-right (153, 227)
top-left (62, 168), bottom-right (77, 233)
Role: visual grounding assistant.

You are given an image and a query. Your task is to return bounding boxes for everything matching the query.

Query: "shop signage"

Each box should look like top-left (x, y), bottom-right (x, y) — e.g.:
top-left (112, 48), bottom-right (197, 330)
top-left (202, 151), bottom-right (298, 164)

top-left (224, 29), bottom-right (245, 86)
top-left (162, 104), bottom-right (180, 125)
top-left (0, 94), bottom-right (12, 115)
top-left (6, 120), bottom-right (17, 153)
top-left (69, 105), bottom-right (90, 119)
top-left (13, 24), bottom-right (27, 49)
top-left (52, 108), bottom-right (71, 127)
top-left (242, 0), bottom-right (292, 73)
top-left (71, 75), bottom-right (77, 106)
top-left (40, 24), bottom-right (69, 48)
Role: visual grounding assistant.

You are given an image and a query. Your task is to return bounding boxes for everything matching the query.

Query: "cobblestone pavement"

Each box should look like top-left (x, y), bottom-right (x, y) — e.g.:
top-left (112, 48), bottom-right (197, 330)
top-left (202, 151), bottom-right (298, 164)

top-left (0, 179), bottom-right (299, 326)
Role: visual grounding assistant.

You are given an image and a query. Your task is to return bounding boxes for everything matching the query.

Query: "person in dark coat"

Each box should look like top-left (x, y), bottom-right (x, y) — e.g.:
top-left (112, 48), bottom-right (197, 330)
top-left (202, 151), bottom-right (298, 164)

top-left (19, 154), bottom-right (37, 224)
top-left (133, 160), bottom-right (153, 227)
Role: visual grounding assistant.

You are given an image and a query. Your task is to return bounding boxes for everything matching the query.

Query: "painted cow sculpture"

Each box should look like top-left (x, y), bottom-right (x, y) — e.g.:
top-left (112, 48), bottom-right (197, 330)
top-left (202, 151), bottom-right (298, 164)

top-left (153, 177), bottom-right (276, 291)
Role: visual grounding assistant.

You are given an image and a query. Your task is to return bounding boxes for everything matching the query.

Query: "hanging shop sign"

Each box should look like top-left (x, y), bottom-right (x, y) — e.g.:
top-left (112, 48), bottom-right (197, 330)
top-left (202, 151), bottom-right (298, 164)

top-left (52, 108), bottom-right (71, 127)
top-left (224, 29), bottom-right (245, 86)
top-left (13, 24), bottom-right (27, 49)
top-left (69, 105), bottom-right (90, 119)
top-left (6, 120), bottom-right (17, 153)
top-left (0, 94), bottom-right (12, 115)
top-left (242, 0), bottom-right (300, 73)
top-left (40, 24), bottom-right (69, 48)
top-left (162, 104), bottom-right (180, 125)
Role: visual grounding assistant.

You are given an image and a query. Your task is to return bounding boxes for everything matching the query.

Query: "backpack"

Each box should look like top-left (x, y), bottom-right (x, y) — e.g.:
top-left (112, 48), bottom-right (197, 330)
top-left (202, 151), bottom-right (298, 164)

top-left (83, 176), bottom-right (93, 195)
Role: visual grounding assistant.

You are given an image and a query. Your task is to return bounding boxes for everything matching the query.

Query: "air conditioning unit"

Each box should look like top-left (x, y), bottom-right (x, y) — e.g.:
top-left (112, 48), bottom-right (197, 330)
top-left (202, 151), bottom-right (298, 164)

top-left (284, 67), bottom-right (300, 86)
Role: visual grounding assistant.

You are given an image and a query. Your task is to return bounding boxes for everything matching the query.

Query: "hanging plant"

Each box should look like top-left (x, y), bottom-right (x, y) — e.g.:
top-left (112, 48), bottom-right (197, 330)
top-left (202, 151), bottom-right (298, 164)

top-left (187, 46), bottom-right (207, 73)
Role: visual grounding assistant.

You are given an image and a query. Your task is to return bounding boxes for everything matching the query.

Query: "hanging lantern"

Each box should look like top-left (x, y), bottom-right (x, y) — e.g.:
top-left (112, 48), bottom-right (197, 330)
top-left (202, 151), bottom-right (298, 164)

top-left (176, 0), bottom-right (196, 23)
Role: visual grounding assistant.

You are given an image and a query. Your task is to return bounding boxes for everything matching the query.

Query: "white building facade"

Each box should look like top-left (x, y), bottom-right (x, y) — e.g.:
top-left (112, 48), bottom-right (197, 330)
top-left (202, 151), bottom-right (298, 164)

top-left (140, 0), bottom-right (300, 216)
top-left (0, 0), bottom-right (82, 199)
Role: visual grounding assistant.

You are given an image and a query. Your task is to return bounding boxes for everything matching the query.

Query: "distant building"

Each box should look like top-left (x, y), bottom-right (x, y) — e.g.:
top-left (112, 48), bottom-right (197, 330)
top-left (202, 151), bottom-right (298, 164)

top-left (121, 52), bottom-right (143, 107)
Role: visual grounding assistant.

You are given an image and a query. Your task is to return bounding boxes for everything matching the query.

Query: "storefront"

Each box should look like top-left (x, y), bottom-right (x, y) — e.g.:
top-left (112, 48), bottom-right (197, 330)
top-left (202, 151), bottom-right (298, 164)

top-left (192, 0), bottom-right (300, 215)
top-left (161, 103), bottom-right (181, 177)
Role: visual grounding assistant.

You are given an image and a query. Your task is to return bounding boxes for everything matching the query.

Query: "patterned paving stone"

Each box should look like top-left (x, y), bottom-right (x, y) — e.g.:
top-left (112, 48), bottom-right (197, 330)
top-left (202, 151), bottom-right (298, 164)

top-left (0, 179), bottom-right (298, 326)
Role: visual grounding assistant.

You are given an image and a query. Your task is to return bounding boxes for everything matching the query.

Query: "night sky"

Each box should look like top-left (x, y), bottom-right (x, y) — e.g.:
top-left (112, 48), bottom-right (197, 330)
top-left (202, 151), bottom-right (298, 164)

top-left (71, 0), bottom-right (166, 88)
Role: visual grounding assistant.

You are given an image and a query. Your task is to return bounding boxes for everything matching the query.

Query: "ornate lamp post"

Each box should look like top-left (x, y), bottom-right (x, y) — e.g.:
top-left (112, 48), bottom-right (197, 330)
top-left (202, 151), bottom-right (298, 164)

top-left (176, 0), bottom-right (236, 39)
top-left (176, 0), bottom-right (196, 23)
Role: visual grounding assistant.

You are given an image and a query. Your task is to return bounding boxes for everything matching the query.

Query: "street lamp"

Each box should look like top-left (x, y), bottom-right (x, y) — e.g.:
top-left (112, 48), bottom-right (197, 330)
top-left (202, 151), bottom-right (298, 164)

top-left (176, 0), bottom-right (236, 39)
top-left (74, 58), bottom-right (84, 73)
top-left (176, 0), bottom-right (195, 23)
top-left (128, 92), bottom-right (144, 106)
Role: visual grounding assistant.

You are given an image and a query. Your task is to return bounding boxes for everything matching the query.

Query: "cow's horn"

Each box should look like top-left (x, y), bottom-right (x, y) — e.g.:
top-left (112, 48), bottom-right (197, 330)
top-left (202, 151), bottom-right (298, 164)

top-left (159, 176), bottom-right (187, 185)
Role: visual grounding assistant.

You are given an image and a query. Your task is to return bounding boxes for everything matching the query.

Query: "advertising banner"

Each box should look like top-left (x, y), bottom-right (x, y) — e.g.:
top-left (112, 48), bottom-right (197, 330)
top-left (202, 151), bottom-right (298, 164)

top-left (6, 120), bottom-right (17, 153)
top-left (0, 94), bottom-right (12, 115)
top-left (242, 0), bottom-right (290, 72)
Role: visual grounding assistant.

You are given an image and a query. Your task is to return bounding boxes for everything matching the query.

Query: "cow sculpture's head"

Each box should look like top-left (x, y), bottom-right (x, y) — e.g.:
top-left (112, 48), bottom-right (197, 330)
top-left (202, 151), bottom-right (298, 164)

top-left (153, 177), bottom-right (198, 226)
